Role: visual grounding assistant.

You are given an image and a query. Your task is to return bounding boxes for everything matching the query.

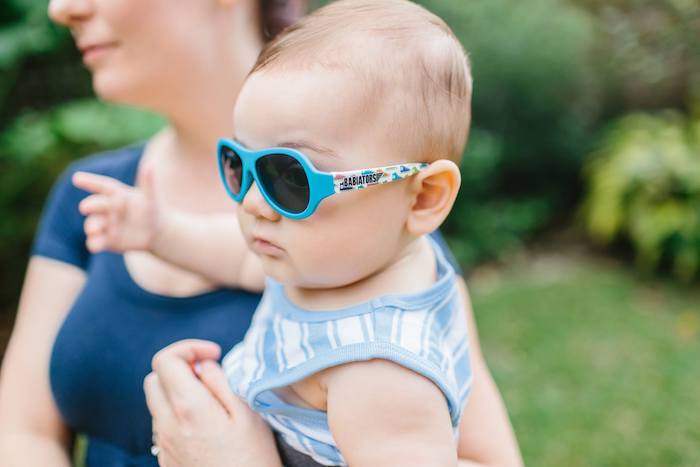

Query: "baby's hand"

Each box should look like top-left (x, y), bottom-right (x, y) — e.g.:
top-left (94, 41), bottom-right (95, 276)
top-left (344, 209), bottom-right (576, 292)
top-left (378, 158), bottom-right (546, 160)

top-left (73, 169), bottom-right (163, 254)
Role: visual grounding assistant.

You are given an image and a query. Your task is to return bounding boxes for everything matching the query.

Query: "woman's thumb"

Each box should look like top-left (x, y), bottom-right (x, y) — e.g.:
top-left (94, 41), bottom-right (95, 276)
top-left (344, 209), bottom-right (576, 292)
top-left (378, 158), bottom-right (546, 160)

top-left (196, 360), bottom-right (249, 418)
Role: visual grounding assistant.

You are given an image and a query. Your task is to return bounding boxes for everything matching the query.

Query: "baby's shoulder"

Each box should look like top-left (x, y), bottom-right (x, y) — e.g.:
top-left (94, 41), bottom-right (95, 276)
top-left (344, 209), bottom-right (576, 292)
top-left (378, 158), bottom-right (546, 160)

top-left (320, 358), bottom-right (452, 424)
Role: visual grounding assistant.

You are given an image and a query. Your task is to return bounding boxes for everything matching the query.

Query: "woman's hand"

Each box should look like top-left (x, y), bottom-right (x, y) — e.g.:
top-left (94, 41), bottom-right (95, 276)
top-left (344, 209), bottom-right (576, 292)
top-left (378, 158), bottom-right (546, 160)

top-left (144, 339), bottom-right (282, 467)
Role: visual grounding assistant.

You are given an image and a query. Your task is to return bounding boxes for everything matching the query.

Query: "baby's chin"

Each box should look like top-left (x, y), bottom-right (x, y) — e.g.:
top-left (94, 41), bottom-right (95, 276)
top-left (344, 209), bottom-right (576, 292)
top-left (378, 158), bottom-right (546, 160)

top-left (258, 256), bottom-right (296, 285)
top-left (258, 258), bottom-right (338, 289)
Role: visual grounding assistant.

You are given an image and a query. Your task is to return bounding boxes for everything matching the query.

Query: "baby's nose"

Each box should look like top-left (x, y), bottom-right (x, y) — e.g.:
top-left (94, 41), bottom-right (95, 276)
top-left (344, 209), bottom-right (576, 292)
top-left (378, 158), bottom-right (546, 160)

top-left (241, 183), bottom-right (281, 221)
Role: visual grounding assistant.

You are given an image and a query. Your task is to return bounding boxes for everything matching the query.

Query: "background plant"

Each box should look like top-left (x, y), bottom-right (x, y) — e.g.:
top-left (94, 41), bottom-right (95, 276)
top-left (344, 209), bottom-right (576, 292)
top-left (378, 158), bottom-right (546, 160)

top-left (582, 111), bottom-right (700, 280)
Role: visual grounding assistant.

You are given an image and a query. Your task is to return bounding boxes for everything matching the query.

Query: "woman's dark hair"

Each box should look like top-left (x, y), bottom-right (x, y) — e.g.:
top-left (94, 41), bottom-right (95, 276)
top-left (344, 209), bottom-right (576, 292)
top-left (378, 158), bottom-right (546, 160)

top-left (261, 0), bottom-right (309, 39)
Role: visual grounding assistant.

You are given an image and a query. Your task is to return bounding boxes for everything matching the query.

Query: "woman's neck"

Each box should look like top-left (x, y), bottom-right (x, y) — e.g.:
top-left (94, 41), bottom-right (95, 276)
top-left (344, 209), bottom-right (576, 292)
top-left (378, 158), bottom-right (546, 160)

top-left (165, 67), bottom-right (258, 164)
top-left (285, 236), bottom-right (437, 311)
top-left (157, 4), bottom-right (265, 165)
top-left (138, 10), bottom-right (264, 212)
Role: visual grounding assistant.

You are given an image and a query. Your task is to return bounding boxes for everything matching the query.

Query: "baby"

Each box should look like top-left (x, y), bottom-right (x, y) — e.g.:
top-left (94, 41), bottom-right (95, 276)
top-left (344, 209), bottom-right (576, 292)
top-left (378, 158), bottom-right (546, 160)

top-left (219, 1), bottom-right (473, 465)
top-left (75, 0), bottom-right (473, 464)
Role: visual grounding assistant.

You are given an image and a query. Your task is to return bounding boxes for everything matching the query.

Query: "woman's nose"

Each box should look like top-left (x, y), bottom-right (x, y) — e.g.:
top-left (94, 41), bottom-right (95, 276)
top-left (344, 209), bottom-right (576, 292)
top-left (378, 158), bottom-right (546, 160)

top-left (241, 183), bottom-right (281, 222)
top-left (48, 0), bottom-right (94, 27)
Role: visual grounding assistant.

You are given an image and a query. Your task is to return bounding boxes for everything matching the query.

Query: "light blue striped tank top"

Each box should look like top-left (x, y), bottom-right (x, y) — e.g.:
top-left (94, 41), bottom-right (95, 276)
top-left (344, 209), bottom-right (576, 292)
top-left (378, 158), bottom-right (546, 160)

top-left (223, 237), bottom-right (472, 466)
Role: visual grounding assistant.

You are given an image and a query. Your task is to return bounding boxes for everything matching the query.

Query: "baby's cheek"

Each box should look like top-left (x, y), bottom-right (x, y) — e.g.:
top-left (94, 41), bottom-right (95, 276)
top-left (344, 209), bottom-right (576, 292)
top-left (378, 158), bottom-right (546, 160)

top-left (284, 224), bottom-right (349, 285)
top-left (296, 226), bottom-right (375, 286)
top-left (236, 212), bottom-right (252, 243)
top-left (288, 187), bottom-right (407, 286)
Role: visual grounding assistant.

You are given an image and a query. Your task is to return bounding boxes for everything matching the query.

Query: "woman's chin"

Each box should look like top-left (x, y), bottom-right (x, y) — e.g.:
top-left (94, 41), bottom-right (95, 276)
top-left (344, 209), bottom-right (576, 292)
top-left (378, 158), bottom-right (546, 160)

top-left (91, 71), bottom-right (146, 107)
top-left (92, 74), bottom-right (125, 102)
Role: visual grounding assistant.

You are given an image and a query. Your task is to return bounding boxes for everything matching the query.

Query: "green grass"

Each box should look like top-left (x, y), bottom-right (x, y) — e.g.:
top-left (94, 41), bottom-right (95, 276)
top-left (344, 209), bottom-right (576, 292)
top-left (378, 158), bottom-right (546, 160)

top-left (470, 254), bottom-right (700, 466)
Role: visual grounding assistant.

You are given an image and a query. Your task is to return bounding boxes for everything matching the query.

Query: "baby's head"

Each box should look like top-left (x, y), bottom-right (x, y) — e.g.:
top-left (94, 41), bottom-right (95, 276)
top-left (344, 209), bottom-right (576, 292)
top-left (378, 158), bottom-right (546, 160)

top-left (227, 0), bottom-right (471, 289)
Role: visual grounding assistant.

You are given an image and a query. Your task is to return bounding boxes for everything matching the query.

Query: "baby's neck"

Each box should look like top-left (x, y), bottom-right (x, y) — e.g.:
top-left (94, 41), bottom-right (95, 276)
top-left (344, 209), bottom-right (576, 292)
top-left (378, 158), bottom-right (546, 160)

top-left (285, 237), bottom-right (436, 311)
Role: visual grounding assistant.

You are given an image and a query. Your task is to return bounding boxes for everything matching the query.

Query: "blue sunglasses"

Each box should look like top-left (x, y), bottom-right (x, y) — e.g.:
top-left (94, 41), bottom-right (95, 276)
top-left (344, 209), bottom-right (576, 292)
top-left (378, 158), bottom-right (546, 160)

top-left (217, 138), bottom-right (429, 219)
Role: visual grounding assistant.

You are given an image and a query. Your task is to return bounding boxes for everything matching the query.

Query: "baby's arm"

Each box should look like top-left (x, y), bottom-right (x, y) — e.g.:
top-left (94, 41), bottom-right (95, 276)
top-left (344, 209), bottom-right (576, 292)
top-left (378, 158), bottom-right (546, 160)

top-left (323, 360), bottom-right (457, 467)
top-left (72, 171), bottom-right (264, 292)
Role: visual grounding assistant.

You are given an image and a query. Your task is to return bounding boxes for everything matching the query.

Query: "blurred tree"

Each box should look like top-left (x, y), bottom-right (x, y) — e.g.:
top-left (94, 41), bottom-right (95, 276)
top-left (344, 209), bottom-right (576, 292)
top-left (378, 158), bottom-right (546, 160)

top-left (574, 0), bottom-right (700, 113)
top-left (417, 0), bottom-right (599, 264)
top-left (0, 0), bottom-right (92, 127)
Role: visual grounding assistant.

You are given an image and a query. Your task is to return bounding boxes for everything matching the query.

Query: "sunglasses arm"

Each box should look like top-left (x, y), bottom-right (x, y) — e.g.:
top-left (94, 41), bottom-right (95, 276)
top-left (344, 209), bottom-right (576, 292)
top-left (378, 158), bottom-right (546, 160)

top-left (330, 163), bottom-right (429, 193)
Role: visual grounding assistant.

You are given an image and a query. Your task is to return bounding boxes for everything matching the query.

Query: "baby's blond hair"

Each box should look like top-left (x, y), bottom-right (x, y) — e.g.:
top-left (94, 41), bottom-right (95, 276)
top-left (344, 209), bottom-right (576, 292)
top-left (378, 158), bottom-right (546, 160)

top-left (251, 0), bottom-right (472, 163)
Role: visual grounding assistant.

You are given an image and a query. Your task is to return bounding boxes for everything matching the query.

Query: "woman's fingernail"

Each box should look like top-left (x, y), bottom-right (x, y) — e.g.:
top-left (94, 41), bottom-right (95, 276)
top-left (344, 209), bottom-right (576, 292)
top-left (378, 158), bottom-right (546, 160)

top-left (193, 362), bottom-right (202, 375)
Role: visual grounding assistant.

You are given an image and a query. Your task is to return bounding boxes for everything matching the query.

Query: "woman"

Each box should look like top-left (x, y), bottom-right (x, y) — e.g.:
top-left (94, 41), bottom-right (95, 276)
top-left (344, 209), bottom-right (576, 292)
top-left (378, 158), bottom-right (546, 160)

top-left (0, 0), bottom-right (522, 466)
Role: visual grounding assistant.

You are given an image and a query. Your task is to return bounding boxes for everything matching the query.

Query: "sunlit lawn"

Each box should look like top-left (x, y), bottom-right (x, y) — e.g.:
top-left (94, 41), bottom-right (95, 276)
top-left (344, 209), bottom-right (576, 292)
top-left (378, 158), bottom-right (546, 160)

top-left (470, 251), bottom-right (700, 467)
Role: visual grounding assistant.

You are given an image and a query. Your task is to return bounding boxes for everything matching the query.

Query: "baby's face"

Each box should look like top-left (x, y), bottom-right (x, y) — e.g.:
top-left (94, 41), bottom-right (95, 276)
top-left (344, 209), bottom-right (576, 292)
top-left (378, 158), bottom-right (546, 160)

top-left (233, 69), bottom-right (415, 289)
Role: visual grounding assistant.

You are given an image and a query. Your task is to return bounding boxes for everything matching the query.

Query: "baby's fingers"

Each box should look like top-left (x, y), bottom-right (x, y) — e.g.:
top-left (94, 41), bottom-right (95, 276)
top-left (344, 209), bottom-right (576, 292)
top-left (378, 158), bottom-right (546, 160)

top-left (73, 171), bottom-right (125, 195)
top-left (84, 214), bottom-right (107, 236)
top-left (86, 234), bottom-right (109, 253)
top-left (79, 194), bottom-right (125, 216)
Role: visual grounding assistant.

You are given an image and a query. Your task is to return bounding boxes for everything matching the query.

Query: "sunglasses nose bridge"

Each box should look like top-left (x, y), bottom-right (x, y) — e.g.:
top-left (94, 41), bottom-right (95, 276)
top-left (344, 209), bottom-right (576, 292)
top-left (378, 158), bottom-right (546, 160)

top-left (238, 152), bottom-right (265, 195)
top-left (236, 164), bottom-right (253, 199)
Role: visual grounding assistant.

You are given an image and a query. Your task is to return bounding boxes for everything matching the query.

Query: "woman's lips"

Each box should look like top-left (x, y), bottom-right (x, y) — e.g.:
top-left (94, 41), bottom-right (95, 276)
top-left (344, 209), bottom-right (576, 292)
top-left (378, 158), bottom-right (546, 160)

top-left (80, 43), bottom-right (118, 66)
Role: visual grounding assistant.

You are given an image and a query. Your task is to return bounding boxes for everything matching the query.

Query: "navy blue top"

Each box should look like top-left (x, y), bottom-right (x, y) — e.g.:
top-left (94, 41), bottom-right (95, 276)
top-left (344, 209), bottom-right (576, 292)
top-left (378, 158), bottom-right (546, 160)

top-left (33, 144), bottom-right (461, 467)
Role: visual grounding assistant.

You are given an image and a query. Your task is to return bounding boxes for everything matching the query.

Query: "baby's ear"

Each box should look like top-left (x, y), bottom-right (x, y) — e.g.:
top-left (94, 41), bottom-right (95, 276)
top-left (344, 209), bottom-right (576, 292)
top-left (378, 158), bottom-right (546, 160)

top-left (405, 160), bottom-right (461, 236)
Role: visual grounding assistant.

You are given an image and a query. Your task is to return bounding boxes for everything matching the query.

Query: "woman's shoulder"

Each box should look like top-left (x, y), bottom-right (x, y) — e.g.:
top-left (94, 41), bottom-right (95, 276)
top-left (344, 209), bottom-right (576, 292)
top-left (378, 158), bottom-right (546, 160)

top-left (31, 143), bottom-right (146, 268)
top-left (64, 142), bottom-right (145, 184)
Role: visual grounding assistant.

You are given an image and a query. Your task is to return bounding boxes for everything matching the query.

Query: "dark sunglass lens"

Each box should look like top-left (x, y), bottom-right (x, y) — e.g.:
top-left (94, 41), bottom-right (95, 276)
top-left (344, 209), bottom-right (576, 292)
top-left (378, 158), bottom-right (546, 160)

top-left (256, 155), bottom-right (310, 214)
top-left (219, 146), bottom-right (243, 196)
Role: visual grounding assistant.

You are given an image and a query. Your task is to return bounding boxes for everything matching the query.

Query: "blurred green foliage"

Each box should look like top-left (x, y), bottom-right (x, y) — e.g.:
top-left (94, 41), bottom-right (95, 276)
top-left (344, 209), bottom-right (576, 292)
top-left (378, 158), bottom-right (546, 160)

top-left (0, 0), bottom-right (60, 72)
top-left (423, 0), bottom-right (597, 264)
top-left (0, 100), bottom-right (164, 310)
top-left (577, 0), bottom-right (700, 281)
top-left (582, 111), bottom-right (700, 281)
top-left (0, 0), bottom-right (88, 125)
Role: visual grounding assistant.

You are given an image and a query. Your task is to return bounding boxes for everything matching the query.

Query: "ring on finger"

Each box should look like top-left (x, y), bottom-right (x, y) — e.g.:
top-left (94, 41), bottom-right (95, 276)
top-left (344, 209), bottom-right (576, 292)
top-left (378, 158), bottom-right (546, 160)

top-left (151, 427), bottom-right (159, 456)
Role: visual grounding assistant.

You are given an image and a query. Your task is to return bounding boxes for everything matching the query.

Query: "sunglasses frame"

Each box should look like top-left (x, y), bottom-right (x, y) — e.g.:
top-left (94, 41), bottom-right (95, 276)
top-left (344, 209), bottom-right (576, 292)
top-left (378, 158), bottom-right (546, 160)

top-left (217, 138), bottom-right (428, 219)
